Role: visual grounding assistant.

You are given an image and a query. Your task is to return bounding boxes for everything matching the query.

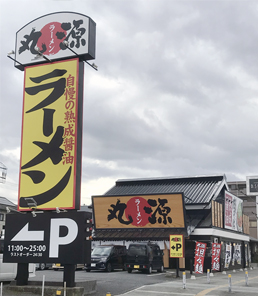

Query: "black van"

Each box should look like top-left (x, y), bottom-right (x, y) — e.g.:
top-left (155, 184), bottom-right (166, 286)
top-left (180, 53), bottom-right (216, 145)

top-left (126, 242), bottom-right (164, 274)
top-left (85, 245), bottom-right (126, 272)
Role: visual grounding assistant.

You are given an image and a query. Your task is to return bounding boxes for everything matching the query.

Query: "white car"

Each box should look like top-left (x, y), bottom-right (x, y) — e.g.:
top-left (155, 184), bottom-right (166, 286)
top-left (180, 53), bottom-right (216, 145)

top-left (0, 239), bottom-right (36, 281)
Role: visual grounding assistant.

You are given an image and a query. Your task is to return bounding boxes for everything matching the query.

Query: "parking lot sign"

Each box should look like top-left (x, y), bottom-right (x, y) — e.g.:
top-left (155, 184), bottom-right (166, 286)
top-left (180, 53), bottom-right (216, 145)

top-left (170, 234), bottom-right (184, 258)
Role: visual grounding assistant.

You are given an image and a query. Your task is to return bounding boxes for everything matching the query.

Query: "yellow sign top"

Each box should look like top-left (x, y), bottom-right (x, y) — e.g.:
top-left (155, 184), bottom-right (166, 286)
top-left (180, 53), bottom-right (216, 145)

top-left (169, 234), bottom-right (184, 258)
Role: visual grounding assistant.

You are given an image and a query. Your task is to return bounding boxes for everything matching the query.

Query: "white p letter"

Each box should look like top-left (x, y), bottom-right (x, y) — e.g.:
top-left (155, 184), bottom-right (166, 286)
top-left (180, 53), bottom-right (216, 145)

top-left (49, 218), bottom-right (78, 258)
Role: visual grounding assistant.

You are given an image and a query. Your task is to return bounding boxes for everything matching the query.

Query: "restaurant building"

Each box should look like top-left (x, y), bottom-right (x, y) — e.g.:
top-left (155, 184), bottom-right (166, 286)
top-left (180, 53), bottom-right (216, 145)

top-left (92, 174), bottom-right (252, 272)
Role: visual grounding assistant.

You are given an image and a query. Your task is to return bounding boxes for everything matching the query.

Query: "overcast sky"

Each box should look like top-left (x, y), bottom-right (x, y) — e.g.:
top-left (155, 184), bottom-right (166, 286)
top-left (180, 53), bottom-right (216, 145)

top-left (1, 0), bottom-right (258, 206)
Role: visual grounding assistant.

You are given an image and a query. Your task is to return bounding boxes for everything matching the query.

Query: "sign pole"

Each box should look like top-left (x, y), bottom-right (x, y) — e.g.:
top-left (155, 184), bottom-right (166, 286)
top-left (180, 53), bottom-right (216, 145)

top-left (63, 265), bottom-right (75, 288)
top-left (176, 258), bottom-right (179, 278)
top-left (16, 263), bottom-right (29, 285)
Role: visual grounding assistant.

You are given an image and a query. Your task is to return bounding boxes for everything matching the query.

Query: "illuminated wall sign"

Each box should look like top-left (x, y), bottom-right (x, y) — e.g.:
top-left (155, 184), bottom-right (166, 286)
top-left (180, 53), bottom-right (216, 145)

top-left (3, 211), bottom-right (91, 264)
top-left (15, 12), bottom-right (96, 70)
top-left (169, 234), bottom-right (184, 258)
top-left (224, 191), bottom-right (243, 232)
top-left (246, 175), bottom-right (258, 195)
top-left (18, 58), bottom-right (83, 211)
top-left (92, 193), bottom-right (186, 229)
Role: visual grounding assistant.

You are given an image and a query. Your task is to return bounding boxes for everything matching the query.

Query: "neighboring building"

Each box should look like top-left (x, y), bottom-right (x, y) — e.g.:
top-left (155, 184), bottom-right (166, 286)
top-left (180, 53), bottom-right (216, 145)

top-left (227, 180), bottom-right (258, 263)
top-left (0, 196), bottom-right (17, 237)
top-left (92, 174), bottom-right (253, 272)
top-left (227, 181), bottom-right (258, 239)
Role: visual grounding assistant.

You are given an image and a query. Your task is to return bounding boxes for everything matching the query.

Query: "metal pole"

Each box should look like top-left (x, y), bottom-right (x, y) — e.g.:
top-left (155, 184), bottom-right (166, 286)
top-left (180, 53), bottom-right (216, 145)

top-left (207, 269), bottom-right (210, 284)
top-left (228, 274), bottom-right (232, 292)
top-left (64, 281), bottom-right (66, 296)
top-left (42, 275), bottom-right (45, 296)
top-left (245, 271), bottom-right (248, 286)
top-left (176, 258), bottom-right (179, 278)
top-left (182, 271), bottom-right (186, 289)
top-left (0, 282), bottom-right (2, 296)
top-left (190, 259), bottom-right (193, 275)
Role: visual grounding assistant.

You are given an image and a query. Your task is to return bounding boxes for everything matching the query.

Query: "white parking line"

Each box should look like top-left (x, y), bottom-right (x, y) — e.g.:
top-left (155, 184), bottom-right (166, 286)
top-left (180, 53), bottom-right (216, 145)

top-left (147, 273), bottom-right (167, 277)
top-left (119, 288), bottom-right (196, 296)
top-left (134, 291), bottom-right (195, 295)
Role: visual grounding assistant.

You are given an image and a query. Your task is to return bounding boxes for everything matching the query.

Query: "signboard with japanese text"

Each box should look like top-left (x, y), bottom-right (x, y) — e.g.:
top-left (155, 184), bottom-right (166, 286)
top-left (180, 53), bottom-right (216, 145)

top-left (3, 211), bottom-right (91, 264)
top-left (212, 200), bottom-right (223, 228)
top-left (194, 241), bottom-right (206, 274)
top-left (232, 243), bottom-right (241, 266)
top-left (18, 58), bottom-right (83, 211)
top-left (169, 235), bottom-right (184, 258)
top-left (246, 176), bottom-right (258, 195)
top-left (224, 191), bottom-right (243, 232)
top-left (15, 12), bottom-right (96, 70)
top-left (211, 243), bottom-right (221, 271)
top-left (224, 243), bottom-right (232, 268)
top-left (92, 193), bottom-right (186, 229)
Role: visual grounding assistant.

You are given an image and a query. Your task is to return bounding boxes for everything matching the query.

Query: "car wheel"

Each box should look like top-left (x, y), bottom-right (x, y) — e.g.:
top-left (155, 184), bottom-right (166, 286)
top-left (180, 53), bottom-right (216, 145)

top-left (127, 268), bottom-right (132, 273)
top-left (158, 265), bottom-right (164, 273)
top-left (106, 263), bottom-right (112, 272)
top-left (147, 266), bottom-right (152, 274)
top-left (39, 263), bottom-right (46, 270)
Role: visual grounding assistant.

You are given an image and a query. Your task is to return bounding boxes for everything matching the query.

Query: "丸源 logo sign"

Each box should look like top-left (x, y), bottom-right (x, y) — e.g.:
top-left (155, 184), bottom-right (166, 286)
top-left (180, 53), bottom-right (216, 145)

top-left (15, 12), bottom-right (96, 69)
top-left (92, 194), bottom-right (186, 229)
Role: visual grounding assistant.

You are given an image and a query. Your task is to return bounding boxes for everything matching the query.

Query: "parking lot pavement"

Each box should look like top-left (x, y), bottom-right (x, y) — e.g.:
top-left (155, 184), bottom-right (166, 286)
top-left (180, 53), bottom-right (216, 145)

top-left (116, 268), bottom-right (258, 296)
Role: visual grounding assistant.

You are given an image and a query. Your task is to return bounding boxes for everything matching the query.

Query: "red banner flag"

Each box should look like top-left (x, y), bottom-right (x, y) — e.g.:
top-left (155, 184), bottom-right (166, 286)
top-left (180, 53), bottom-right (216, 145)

top-left (211, 243), bottom-right (221, 271)
top-left (194, 241), bottom-right (207, 274)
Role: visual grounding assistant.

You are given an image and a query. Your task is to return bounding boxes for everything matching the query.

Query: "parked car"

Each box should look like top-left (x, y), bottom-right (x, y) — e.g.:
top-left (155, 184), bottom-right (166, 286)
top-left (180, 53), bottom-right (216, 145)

top-left (0, 239), bottom-right (36, 281)
top-left (36, 263), bottom-right (52, 270)
top-left (85, 245), bottom-right (126, 272)
top-left (52, 263), bottom-right (84, 271)
top-left (125, 242), bottom-right (164, 274)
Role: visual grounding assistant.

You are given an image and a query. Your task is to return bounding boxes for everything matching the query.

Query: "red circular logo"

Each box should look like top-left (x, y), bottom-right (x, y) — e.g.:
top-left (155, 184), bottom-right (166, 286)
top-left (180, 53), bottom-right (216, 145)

top-left (37, 22), bottom-right (67, 56)
top-left (125, 197), bottom-right (151, 227)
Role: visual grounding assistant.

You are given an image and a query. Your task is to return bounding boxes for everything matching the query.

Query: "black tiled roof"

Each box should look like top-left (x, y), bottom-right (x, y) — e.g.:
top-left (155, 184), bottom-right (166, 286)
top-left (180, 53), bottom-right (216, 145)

top-left (105, 175), bottom-right (227, 204)
top-left (94, 175), bottom-right (226, 241)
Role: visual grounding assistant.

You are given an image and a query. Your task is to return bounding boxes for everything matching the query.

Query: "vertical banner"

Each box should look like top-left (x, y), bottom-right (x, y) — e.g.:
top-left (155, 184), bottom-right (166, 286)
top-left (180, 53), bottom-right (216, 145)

top-left (18, 58), bottom-right (84, 211)
top-left (224, 191), bottom-right (243, 232)
top-left (224, 243), bottom-right (232, 268)
top-left (211, 243), bottom-right (221, 271)
top-left (194, 241), bottom-right (207, 274)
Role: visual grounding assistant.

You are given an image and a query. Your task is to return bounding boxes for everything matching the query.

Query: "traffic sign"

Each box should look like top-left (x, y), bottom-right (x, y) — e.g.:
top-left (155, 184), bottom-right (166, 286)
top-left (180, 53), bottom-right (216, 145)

top-left (3, 211), bottom-right (91, 264)
top-left (169, 234), bottom-right (184, 258)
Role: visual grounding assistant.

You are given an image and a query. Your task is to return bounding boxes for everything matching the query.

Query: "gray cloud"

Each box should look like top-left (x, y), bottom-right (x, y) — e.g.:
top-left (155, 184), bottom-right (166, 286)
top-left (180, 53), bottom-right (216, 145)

top-left (1, 0), bottom-right (258, 204)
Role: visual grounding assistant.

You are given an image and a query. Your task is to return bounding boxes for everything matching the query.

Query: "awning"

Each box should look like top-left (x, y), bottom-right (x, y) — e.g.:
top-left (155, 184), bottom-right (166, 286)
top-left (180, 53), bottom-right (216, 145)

top-left (94, 228), bottom-right (187, 241)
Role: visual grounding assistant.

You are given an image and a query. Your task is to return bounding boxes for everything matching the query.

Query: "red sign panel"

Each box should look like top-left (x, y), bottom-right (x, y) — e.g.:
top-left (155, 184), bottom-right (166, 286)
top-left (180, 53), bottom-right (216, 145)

top-left (211, 243), bottom-right (221, 271)
top-left (194, 241), bottom-right (207, 274)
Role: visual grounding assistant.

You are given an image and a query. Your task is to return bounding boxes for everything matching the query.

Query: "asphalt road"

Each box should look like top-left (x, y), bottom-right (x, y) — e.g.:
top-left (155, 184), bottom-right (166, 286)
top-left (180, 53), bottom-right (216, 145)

top-left (116, 267), bottom-right (258, 296)
top-left (2, 267), bottom-right (258, 296)
top-left (35, 268), bottom-right (173, 295)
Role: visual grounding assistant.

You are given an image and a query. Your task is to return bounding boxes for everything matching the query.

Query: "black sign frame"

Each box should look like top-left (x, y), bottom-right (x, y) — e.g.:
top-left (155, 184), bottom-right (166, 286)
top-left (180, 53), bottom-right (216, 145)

top-left (3, 211), bottom-right (91, 264)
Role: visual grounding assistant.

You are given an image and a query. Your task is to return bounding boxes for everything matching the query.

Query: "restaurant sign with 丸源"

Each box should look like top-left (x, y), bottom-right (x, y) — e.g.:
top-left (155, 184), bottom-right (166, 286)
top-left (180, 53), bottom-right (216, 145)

top-left (18, 58), bottom-right (83, 211)
top-left (14, 12), bottom-right (96, 70)
top-left (92, 193), bottom-right (186, 229)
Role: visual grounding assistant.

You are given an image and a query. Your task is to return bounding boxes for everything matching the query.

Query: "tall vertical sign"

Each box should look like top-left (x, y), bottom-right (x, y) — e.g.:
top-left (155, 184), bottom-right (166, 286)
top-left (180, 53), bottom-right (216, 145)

top-left (4, 12), bottom-right (96, 277)
top-left (10, 12), bottom-right (96, 211)
top-left (18, 59), bottom-right (84, 210)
